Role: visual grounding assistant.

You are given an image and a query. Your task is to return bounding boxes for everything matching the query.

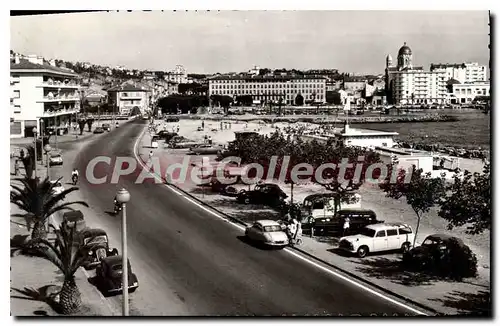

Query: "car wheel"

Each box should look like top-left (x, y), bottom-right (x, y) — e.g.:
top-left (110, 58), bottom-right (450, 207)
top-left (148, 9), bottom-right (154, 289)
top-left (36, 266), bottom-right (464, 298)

top-left (357, 246), bottom-right (369, 258)
top-left (244, 197), bottom-right (250, 204)
top-left (401, 242), bottom-right (411, 253)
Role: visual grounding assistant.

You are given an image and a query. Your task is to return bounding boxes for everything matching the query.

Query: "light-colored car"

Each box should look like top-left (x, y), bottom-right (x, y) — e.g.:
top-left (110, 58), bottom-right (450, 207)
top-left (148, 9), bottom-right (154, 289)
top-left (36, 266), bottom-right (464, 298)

top-left (338, 223), bottom-right (414, 258)
top-left (245, 220), bottom-right (289, 248)
top-left (49, 153), bottom-right (63, 166)
top-left (50, 180), bottom-right (65, 196)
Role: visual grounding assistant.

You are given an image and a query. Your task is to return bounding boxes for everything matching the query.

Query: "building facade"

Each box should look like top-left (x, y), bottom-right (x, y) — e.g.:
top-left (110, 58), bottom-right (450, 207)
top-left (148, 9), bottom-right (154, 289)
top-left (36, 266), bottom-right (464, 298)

top-left (107, 83), bottom-right (151, 115)
top-left (450, 81), bottom-right (490, 104)
top-left (208, 75), bottom-right (327, 105)
top-left (10, 54), bottom-right (81, 138)
top-left (164, 65), bottom-right (188, 84)
top-left (430, 62), bottom-right (487, 84)
top-left (386, 43), bottom-right (448, 105)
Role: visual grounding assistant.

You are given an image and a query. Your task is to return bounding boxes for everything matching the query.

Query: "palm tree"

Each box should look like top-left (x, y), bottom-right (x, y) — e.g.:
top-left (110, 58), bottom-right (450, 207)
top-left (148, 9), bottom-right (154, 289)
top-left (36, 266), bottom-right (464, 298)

top-left (35, 220), bottom-right (96, 315)
top-left (10, 176), bottom-right (88, 241)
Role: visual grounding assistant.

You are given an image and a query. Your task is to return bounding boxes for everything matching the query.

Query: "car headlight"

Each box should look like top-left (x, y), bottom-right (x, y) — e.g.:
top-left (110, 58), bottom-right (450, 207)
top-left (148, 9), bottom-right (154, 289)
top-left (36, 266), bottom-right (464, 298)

top-left (88, 250), bottom-right (93, 255)
top-left (264, 234), bottom-right (273, 242)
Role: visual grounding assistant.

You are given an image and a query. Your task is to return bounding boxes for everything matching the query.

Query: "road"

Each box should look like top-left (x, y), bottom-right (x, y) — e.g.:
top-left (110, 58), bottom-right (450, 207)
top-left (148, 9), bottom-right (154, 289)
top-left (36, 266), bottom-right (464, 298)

top-left (61, 119), bottom-right (420, 316)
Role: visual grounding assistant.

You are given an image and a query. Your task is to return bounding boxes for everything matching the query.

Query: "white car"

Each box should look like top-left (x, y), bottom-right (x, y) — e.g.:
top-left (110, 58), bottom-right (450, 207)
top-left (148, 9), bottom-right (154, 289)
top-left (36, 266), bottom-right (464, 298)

top-left (338, 223), bottom-right (414, 258)
top-left (245, 220), bottom-right (289, 248)
top-left (50, 180), bottom-right (65, 196)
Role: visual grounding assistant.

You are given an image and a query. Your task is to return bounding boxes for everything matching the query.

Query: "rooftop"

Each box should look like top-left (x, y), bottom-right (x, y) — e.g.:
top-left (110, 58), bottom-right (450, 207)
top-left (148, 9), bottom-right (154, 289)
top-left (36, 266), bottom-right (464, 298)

top-left (430, 63), bottom-right (467, 69)
top-left (107, 83), bottom-right (151, 92)
top-left (11, 58), bottom-right (78, 77)
top-left (209, 75), bottom-right (327, 81)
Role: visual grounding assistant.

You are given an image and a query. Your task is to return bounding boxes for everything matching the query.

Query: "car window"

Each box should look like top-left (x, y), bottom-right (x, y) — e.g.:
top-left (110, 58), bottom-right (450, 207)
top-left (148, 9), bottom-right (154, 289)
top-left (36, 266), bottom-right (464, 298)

top-left (263, 225), bottom-right (282, 232)
top-left (359, 228), bottom-right (376, 238)
top-left (253, 224), bottom-right (262, 231)
top-left (312, 202), bottom-right (324, 210)
top-left (399, 227), bottom-right (412, 234)
top-left (112, 264), bottom-right (123, 271)
top-left (423, 238), bottom-right (437, 245)
top-left (375, 230), bottom-right (386, 237)
top-left (386, 229), bottom-right (398, 236)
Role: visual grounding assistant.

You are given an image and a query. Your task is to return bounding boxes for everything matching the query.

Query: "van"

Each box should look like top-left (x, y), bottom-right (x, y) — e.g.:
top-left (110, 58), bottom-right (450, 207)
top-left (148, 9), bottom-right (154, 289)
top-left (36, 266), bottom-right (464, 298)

top-left (310, 209), bottom-right (382, 236)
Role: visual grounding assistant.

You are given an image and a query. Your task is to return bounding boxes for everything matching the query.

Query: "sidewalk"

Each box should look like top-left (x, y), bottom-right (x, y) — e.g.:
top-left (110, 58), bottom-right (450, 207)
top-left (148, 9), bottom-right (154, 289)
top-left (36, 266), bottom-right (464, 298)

top-left (10, 149), bottom-right (116, 316)
top-left (138, 126), bottom-right (491, 315)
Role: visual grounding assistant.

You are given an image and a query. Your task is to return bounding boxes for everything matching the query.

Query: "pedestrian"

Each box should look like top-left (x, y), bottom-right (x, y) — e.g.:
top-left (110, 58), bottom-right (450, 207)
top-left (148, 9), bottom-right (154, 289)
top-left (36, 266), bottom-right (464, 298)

top-left (208, 136), bottom-right (212, 145)
top-left (149, 150), bottom-right (153, 160)
top-left (343, 217), bottom-right (350, 237)
top-left (14, 159), bottom-right (19, 176)
top-left (176, 125), bottom-right (180, 133)
top-left (19, 149), bottom-right (25, 160)
top-left (202, 121), bottom-right (205, 129)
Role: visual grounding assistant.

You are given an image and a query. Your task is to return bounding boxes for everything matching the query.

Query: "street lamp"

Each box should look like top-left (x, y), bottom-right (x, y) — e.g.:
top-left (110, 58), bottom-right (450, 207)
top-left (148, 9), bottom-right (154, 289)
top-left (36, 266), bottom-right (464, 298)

top-left (116, 188), bottom-right (131, 316)
top-left (33, 127), bottom-right (38, 180)
top-left (44, 144), bottom-right (52, 180)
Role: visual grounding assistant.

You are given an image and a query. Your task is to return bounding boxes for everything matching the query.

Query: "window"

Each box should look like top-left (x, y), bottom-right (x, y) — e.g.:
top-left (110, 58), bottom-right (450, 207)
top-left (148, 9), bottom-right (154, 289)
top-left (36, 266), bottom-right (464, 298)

top-left (375, 230), bottom-right (386, 237)
top-left (123, 92), bottom-right (128, 97)
top-left (399, 227), bottom-right (412, 234)
top-left (13, 90), bottom-right (20, 98)
top-left (386, 229), bottom-right (398, 236)
top-left (14, 105), bottom-right (21, 113)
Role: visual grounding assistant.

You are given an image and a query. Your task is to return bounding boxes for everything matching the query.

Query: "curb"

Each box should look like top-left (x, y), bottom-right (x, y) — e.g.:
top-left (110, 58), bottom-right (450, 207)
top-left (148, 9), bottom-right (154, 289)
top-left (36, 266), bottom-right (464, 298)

top-left (135, 126), bottom-right (440, 316)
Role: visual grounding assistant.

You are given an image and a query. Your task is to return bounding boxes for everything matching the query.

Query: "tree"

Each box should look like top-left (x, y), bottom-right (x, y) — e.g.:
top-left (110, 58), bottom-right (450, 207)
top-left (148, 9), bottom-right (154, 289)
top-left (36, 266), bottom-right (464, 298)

top-left (19, 145), bottom-right (35, 179)
top-left (77, 120), bottom-right (86, 135)
top-left (10, 176), bottom-right (89, 241)
top-left (380, 166), bottom-right (446, 247)
top-left (295, 93), bottom-right (304, 106)
top-left (86, 118), bottom-right (94, 132)
top-left (35, 220), bottom-right (96, 314)
top-left (439, 163), bottom-right (491, 234)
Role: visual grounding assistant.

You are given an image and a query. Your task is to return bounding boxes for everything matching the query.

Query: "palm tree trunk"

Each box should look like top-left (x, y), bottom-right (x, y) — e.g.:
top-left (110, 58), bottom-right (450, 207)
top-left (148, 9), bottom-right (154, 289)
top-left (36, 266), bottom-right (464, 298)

top-left (31, 220), bottom-right (47, 241)
top-left (60, 276), bottom-right (82, 315)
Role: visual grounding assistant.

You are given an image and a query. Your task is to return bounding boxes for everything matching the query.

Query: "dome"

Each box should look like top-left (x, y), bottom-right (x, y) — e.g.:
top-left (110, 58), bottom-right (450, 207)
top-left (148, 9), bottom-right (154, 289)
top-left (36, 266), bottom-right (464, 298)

top-left (398, 42), bottom-right (412, 55)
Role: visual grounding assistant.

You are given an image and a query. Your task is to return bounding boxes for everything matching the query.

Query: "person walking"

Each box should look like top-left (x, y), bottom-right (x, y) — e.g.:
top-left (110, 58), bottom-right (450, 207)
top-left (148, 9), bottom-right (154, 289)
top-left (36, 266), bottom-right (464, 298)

top-left (14, 158), bottom-right (19, 176)
top-left (208, 136), bottom-right (213, 145)
top-left (343, 217), bottom-right (350, 237)
top-left (149, 150), bottom-right (153, 160)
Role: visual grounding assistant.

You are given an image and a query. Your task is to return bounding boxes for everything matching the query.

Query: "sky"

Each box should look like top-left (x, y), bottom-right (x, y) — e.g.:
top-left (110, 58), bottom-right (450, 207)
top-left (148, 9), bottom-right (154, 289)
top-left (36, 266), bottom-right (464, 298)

top-left (10, 11), bottom-right (490, 75)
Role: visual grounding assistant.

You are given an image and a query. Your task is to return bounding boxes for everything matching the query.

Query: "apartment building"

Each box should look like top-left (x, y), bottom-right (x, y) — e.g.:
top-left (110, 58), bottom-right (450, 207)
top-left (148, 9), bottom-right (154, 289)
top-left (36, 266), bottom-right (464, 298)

top-left (450, 81), bottom-right (490, 104)
top-left (386, 43), bottom-right (448, 105)
top-left (10, 54), bottom-right (81, 138)
top-left (164, 65), bottom-right (188, 84)
top-left (208, 75), bottom-right (327, 105)
top-left (107, 83), bottom-right (151, 115)
top-left (430, 62), bottom-right (487, 84)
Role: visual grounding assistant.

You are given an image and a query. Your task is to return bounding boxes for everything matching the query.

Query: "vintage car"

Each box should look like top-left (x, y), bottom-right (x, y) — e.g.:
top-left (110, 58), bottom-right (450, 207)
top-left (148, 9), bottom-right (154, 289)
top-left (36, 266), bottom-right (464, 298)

top-left (62, 210), bottom-right (87, 234)
top-left (302, 208), bottom-right (382, 236)
top-left (165, 117), bottom-right (179, 122)
top-left (245, 220), bottom-right (289, 248)
top-left (48, 152), bottom-right (63, 166)
top-left (403, 234), bottom-right (471, 271)
top-left (95, 256), bottom-right (139, 297)
top-left (151, 136), bottom-right (159, 149)
top-left (155, 131), bottom-right (177, 142)
top-left (102, 123), bottom-right (111, 132)
top-left (339, 223), bottom-right (414, 258)
top-left (93, 127), bottom-right (104, 134)
top-left (237, 183), bottom-right (288, 208)
top-left (50, 180), bottom-right (65, 196)
top-left (81, 228), bottom-right (119, 270)
top-left (189, 144), bottom-right (223, 155)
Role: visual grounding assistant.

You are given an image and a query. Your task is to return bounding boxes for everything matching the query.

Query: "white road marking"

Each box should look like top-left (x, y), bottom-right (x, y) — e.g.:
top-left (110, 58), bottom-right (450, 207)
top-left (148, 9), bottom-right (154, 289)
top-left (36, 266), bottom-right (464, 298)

top-left (132, 125), bottom-right (428, 316)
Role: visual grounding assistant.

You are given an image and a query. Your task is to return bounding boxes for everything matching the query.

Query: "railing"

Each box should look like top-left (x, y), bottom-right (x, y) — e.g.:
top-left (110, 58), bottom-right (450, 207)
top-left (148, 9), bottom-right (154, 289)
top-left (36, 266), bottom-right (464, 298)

top-left (42, 94), bottom-right (79, 101)
top-left (42, 81), bottom-right (80, 88)
top-left (42, 108), bottom-right (79, 117)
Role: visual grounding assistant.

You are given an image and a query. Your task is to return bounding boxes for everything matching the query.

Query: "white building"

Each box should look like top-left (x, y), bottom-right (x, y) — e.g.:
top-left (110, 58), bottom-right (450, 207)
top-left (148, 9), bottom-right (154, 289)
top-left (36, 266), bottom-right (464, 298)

top-left (386, 43), bottom-right (448, 105)
top-left (164, 65), bottom-right (188, 84)
top-left (208, 75), bottom-right (327, 105)
top-left (107, 83), bottom-right (151, 115)
top-left (10, 54), bottom-right (81, 138)
top-left (430, 62), bottom-right (487, 84)
top-left (450, 81), bottom-right (490, 104)
top-left (376, 147), bottom-right (434, 174)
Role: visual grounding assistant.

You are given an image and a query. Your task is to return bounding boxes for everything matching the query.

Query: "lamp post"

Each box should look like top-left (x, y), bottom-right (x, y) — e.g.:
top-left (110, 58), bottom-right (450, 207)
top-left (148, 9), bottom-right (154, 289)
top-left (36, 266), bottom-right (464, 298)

top-left (44, 144), bottom-right (52, 180)
top-left (116, 188), bottom-right (131, 316)
top-left (33, 127), bottom-right (38, 180)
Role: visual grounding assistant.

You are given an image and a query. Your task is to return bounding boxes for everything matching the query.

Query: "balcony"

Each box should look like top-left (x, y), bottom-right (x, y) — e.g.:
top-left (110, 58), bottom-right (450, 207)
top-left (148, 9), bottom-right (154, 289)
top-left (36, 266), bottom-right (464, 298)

top-left (120, 95), bottom-right (142, 100)
top-left (10, 76), bottom-right (20, 84)
top-left (38, 93), bottom-right (80, 102)
top-left (41, 107), bottom-right (79, 118)
top-left (40, 78), bottom-right (80, 89)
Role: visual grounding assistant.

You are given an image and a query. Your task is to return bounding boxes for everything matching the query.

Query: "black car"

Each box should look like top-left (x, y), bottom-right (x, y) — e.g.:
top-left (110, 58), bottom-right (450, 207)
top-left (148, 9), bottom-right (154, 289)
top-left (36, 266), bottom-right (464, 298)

top-left (94, 255), bottom-right (139, 297)
top-left (166, 117), bottom-right (179, 122)
top-left (102, 123), bottom-right (111, 132)
top-left (403, 234), bottom-right (475, 273)
top-left (306, 209), bottom-right (383, 236)
top-left (237, 183), bottom-right (288, 208)
top-left (156, 131), bottom-right (178, 142)
top-left (93, 127), bottom-right (104, 134)
top-left (81, 228), bottom-right (118, 270)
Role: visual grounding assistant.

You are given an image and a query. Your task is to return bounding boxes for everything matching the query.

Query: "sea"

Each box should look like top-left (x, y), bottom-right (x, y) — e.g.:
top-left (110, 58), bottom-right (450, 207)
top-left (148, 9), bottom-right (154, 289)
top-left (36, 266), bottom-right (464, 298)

top-left (356, 111), bottom-right (491, 149)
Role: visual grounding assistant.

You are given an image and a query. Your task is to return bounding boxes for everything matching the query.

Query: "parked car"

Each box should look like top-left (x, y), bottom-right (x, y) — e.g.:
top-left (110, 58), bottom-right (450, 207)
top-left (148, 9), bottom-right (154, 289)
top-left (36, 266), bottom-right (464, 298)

top-left (62, 210), bottom-right (87, 235)
top-left (151, 136), bottom-right (159, 149)
top-left (156, 131), bottom-right (177, 142)
top-left (166, 117), bottom-right (179, 122)
top-left (50, 180), bottom-right (65, 196)
top-left (48, 152), bottom-right (63, 166)
top-left (245, 220), bottom-right (289, 248)
top-left (403, 234), bottom-right (477, 279)
top-left (94, 255), bottom-right (139, 297)
top-left (102, 123), bottom-right (111, 132)
top-left (93, 127), bottom-right (104, 134)
top-left (339, 223), bottom-right (414, 258)
top-left (189, 144), bottom-right (223, 155)
top-left (304, 209), bottom-right (382, 236)
top-left (81, 228), bottom-right (119, 270)
top-left (237, 183), bottom-right (288, 208)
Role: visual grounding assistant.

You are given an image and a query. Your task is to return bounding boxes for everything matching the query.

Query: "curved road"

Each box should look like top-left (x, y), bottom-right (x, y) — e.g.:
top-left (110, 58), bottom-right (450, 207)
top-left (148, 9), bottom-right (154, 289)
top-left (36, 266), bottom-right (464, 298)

top-left (66, 119), bottom-right (420, 316)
